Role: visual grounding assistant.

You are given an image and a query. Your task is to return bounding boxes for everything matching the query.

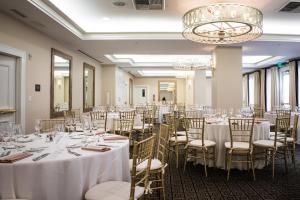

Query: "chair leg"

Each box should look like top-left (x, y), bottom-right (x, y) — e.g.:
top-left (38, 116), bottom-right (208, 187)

top-left (284, 147), bottom-right (288, 174)
top-left (161, 171), bottom-right (166, 200)
top-left (183, 148), bottom-right (188, 172)
top-left (292, 144), bottom-right (296, 169)
top-left (227, 152), bottom-right (232, 181)
top-left (272, 150), bottom-right (276, 179)
top-left (247, 154), bottom-right (249, 171)
top-left (213, 147), bottom-right (216, 168)
top-left (265, 149), bottom-right (268, 166)
top-left (175, 144), bottom-right (179, 168)
top-left (250, 154), bottom-right (256, 181)
top-left (225, 149), bottom-right (228, 170)
top-left (203, 149), bottom-right (207, 177)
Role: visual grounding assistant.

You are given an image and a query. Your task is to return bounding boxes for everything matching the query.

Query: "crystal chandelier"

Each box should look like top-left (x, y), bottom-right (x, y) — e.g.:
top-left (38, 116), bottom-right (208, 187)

top-left (182, 3), bottom-right (263, 44)
top-left (173, 58), bottom-right (212, 71)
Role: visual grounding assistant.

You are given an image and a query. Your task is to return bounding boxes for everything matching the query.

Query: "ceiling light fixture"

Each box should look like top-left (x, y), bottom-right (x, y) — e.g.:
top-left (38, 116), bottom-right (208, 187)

top-left (173, 58), bottom-right (212, 71)
top-left (182, 3), bottom-right (263, 44)
top-left (113, 1), bottom-right (126, 7)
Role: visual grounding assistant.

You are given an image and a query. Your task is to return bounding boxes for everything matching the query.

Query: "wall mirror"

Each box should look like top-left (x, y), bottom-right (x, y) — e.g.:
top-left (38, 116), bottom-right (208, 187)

top-left (83, 63), bottom-right (95, 112)
top-left (51, 48), bottom-right (72, 118)
top-left (158, 80), bottom-right (177, 104)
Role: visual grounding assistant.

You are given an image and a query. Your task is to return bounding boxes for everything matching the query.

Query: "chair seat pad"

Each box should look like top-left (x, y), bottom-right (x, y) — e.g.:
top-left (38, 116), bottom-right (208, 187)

top-left (176, 131), bottom-right (186, 136)
top-left (225, 142), bottom-right (250, 150)
top-left (133, 124), bottom-right (152, 130)
top-left (85, 181), bottom-right (144, 200)
top-left (253, 140), bottom-right (283, 148)
top-left (129, 158), bottom-right (162, 171)
top-left (189, 139), bottom-right (216, 147)
top-left (169, 136), bottom-right (187, 142)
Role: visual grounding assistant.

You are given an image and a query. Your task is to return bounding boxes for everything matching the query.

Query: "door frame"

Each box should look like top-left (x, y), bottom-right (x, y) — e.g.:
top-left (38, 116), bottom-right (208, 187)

top-left (0, 43), bottom-right (27, 131)
top-left (134, 85), bottom-right (148, 105)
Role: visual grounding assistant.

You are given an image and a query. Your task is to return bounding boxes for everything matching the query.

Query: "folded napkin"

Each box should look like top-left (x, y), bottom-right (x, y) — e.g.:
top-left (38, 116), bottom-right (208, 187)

top-left (103, 135), bottom-right (128, 141)
top-left (94, 129), bottom-right (106, 135)
top-left (0, 152), bottom-right (33, 163)
top-left (81, 145), bottom-right (111, 152)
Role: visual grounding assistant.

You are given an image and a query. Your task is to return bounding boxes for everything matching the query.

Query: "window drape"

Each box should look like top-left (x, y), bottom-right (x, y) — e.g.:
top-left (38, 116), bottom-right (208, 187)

top-left (242, 75), bottom-right (248, 106)
top-left (289, 61), bottom-right (297, 110)
top-left (271, 67), bottom-right (280, 111)
top-left (260, 69), bottom-right (266, 110)
top-left (253, 71), bottom-right (261, 106)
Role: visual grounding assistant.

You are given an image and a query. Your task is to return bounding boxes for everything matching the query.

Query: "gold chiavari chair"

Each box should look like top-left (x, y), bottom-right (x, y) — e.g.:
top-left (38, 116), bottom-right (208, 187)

top-left (130, 124), bottom-right (170, 200)
top-left (90, 111), bottom-right (107, 132)
top-left (120, 110), bottom-right (136, 120)
top-left (253, 117), bottom-right (290, 179)
top-left (40, 119), bottom-right (65, 133)
top-left (253, 107), bottom-right (264, 118)
top-left (276, 109), bottom-right (291, 118)
top-left (85, 135), bottom-right (155, 200)
top-left (119, 119), bottom-right (134, 140)
top-left (166, 114), bottom-right (188, 168)
top-left (225, 118), bottom-right (255, 180)
top-left (183, 117), bottom-right (216, 177)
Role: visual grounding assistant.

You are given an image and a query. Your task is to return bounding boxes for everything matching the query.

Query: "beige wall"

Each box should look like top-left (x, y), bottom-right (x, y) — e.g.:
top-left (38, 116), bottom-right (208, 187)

top-left (133, 77), bottom-right (186, 104)
top-left (101, 65), bottom-right (116, 105)
top-left (0, 13), bottom-right (102, 133)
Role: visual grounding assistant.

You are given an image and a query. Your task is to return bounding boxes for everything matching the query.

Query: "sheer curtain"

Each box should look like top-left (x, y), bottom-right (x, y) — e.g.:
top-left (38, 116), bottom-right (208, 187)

top-left (253, 71), bottom-right (261, 106)
top-left (289, 61), bottom-right (297, 110)
top-left (242, 75), bottom-right (248, 106)
top-left (260, 69), bottom-right (266, 110)
top-left (271, 67), bottom-right (280, 110)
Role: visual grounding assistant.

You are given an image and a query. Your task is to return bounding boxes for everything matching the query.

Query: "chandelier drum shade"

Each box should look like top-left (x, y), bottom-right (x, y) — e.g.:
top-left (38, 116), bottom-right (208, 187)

top-left (182, 3), bottom-right (263, 44)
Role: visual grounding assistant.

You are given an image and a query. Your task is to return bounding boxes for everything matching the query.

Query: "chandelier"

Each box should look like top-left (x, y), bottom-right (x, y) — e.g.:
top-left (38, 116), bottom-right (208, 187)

top-left (173, 58), bottom-right (212, 71)
top-left (182, 3), bottom-right (263, 44)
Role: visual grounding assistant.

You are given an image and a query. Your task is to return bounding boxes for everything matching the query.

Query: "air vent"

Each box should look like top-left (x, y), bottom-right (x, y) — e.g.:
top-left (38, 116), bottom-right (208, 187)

top-left (279, 0), bottom-right (300, 13)
top-left (10, 9), bottom-right (27, 18)
top-left (133, 0), bottom-right (164, 10)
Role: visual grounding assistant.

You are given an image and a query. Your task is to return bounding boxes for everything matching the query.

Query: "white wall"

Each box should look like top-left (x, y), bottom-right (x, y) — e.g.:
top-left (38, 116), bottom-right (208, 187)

top-left (0, 13), bottom-right (102, 133)
top-left (194, 70), bottom-right (212, 106)
top-left (133, 77), bottom-right (186, 104)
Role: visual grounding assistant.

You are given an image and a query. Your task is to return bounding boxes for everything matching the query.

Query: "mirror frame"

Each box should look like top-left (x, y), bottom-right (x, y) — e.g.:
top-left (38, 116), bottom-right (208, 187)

top-left (158, 80), bottom-right (177, 103)
top-left (83, 63), bottom-right (95, 112)
top-left (50, 48), bottom-right (72, 118)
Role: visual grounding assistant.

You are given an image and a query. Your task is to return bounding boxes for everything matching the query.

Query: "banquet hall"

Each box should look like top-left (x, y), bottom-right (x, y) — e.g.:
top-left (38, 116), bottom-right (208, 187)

top-left (0, 0), bottom-right (300, 199)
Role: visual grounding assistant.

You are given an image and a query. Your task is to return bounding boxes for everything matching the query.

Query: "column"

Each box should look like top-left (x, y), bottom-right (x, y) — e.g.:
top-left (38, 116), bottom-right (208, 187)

top-left (211, 47), bottom-right (243, 109)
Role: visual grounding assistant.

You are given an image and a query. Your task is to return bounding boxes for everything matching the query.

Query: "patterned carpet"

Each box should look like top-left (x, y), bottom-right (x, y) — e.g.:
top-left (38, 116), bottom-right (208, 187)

top-left (148, 145), bottom-right (300, 200)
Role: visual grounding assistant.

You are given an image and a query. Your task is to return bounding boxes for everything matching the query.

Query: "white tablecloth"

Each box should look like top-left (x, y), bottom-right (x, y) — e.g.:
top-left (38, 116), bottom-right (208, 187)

top-left (0, 133), bottom-right (130, 200)
top-left (264, 112), bottom-right (300, 144)
top-left (202, 121), bottom-right (270, 170)
top-left (158, 105), bottom-right (170, 123)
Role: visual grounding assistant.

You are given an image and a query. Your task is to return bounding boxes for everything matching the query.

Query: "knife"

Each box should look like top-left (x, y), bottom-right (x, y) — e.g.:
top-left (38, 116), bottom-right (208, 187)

top-left (67, 149), bottom-right (81, 156)
top-left (32, 153), bottom-right (50, 161)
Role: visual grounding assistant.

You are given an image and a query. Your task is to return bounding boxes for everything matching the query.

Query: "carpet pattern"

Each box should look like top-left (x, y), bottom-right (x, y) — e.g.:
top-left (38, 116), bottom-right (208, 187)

top-left (148, 145), bottom-right (300, 200)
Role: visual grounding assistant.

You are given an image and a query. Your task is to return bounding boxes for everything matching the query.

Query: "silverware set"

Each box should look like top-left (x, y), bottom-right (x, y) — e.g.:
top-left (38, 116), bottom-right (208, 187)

top-left (0, 151), bottom-right (11, 158)
top-left (32, 153), bottom-right (50, 161)
top-left (67, 148), bottom-right (81, 156)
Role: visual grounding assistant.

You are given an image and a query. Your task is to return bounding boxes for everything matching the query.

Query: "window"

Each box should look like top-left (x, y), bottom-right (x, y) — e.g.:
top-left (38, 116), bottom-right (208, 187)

top-left (279, 67), bottom-right (289, 105)
top-left (248, 74), bottom-right (255, 106)
top-left (266, 69), bottom-right (272, 111)
top-left (298, 61), bottom-right (300, 106)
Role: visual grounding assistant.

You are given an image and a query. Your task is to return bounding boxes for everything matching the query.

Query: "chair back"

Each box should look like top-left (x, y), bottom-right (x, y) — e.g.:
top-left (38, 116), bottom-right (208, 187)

top-left (119, 119), bottom-right (134, 136)
top-left (228, 118), bottom-right (255, 149)
top-left (40, 119), bottom-right (65, 133)
top-left (184, 117), bottom-right (205, 144)
top-left (90, 111), bottom-right (107, 131)
top-left (156, 124), bottom-right (170, 165)
top-left (185, 110), bottom-right (202, 118)
top-left (130, 135), bottom-right (155, 199)
top-left (274, 117), bottom-right (290, 147)
top-left (276, 109), bottom-right (291, 118)
top-left (120, 110), bottom-right (136, 120)
top-left (253, 107), bottom-right (264, 118)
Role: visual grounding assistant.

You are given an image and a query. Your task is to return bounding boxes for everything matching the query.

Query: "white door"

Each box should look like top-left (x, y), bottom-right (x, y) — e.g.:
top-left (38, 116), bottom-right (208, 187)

top-left (0, 54), bottom-right (16, 123)
top-left (134, 85), bottom-right (148, 105)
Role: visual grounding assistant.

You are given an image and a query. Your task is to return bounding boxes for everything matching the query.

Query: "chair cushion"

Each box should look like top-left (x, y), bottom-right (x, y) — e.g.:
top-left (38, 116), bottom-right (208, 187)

top-left (176, 131), bottom-right (186, 136)
top-left (287, 137), bottom-right (294, 142)
top-left (253, 140), bottom-right (283, 148)
top-left (129, 158), bottom-right (162, 171)
top-left (169, 136), bottom-right (187, 142)
top-left (189, 139), bottom-right (216, 147)
top-left (133, 125), bottom-right (143, 130)
top-left (225, 142), bottom-right (250, 150)
top-left (85, 181), bottom-right (144, 200)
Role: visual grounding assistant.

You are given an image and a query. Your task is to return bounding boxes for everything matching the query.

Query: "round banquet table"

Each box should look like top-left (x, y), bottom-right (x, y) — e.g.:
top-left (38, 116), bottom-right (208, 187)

top-left (0, 133), bottom-right (130, 200)
top-left (197, 121), bottom-right (270, 170)
top-left (264, 111), bottom-right (300, 144)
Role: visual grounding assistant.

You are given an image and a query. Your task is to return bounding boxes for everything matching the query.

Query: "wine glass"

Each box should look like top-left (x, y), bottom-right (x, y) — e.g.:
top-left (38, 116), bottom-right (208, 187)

top-left (35, 119), bottom-right (42, 135)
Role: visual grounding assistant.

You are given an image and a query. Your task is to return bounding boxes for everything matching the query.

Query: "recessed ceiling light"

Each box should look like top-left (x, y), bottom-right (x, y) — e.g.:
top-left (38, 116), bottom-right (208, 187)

top-left (101, 17), bottom-right (111, 21)
top-left (113, 1), bottom-right (126, 7)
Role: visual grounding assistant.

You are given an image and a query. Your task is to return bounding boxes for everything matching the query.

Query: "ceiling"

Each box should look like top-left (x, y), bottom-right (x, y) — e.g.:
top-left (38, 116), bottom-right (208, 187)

top-left (0, 0), bottom-right (300, 77)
